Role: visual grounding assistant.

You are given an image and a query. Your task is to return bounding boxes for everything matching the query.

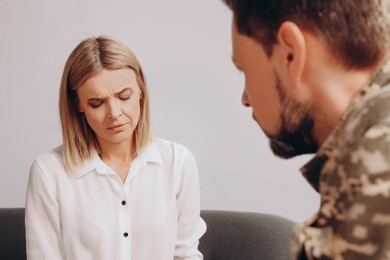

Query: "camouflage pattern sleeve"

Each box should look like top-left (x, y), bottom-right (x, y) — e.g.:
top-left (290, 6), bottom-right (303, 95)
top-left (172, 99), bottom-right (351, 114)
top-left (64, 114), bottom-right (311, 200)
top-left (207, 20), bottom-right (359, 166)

top-left (297, 121), bottom-right (390, 260)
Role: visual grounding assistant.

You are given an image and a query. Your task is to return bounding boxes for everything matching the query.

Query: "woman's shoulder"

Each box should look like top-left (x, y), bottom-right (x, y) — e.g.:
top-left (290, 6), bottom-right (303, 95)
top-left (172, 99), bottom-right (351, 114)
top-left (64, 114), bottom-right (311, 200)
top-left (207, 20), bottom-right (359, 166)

top-left (152, 137), bottom-right (192, 155)
top-left (34, 145), bottom-right (63, 160)
top-left (151, 138), bottom-right (196, 164)
top-left (33, 145), bottom-right (64, 169)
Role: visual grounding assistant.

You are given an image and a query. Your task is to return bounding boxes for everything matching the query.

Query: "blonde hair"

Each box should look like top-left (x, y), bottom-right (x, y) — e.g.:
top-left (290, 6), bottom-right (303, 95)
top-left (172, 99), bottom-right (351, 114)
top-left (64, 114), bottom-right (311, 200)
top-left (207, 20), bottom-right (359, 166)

top-left (59, 36), bottom-right (152, 172)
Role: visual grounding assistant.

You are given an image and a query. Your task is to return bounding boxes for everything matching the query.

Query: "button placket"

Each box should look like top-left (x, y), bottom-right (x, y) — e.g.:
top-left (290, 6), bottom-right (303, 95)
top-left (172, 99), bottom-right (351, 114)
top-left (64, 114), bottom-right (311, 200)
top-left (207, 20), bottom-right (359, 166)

top-left (119, 185), bottom-right (131, 243)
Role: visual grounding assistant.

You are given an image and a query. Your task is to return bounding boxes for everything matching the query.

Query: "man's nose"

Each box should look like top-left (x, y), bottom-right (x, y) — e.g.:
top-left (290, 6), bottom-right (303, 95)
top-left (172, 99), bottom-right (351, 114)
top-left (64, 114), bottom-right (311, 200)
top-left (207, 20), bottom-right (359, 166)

top-left (241, 90), bottom-right (250, 107)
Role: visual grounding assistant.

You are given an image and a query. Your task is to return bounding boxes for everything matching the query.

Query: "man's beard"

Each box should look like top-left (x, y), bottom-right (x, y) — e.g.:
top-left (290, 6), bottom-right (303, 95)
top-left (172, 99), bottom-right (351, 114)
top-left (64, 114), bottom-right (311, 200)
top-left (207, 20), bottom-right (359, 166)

top-left (265, 76), bottom-right (319, 159)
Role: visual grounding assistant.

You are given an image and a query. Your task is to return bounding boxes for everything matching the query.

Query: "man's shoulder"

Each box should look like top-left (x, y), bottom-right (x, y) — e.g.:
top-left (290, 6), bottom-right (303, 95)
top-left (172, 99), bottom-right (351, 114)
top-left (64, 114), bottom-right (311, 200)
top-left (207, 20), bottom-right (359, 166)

top-left (321, 119), bottom-right (390, 191)
top-left (345, 85), bottom-right (390, 137)
top-left (346, 121), bottom-right (390, 176)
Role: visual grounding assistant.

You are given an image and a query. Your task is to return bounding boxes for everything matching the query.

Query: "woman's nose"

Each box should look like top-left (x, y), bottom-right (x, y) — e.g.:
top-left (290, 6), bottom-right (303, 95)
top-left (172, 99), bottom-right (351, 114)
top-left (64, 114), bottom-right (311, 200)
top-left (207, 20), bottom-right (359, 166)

top-left (108, 100), bottom-right (122, 119)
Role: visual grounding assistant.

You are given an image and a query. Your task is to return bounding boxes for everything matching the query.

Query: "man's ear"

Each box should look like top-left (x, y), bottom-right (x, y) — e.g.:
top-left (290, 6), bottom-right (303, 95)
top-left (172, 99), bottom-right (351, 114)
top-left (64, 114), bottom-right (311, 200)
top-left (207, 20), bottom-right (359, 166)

top-left (276, 21), bottom-right (306, 88)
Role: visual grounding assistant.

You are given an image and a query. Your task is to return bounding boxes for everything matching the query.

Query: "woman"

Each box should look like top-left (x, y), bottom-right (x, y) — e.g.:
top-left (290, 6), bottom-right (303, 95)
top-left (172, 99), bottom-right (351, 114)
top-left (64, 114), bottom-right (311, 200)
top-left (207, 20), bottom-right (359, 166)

top-left (25, 36), bottom-right (206, 259)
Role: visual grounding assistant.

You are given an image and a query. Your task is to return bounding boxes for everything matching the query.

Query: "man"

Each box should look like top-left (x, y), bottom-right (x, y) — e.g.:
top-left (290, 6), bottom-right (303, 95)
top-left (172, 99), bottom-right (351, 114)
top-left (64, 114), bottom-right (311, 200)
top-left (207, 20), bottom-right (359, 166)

top-left (222, 0), bottom-right (390, 259)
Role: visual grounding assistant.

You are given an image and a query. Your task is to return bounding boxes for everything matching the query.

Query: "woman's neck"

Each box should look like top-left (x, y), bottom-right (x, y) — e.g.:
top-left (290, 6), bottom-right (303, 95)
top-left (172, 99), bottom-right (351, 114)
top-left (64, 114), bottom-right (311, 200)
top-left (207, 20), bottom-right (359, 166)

top-left (98, 139), bottom-right (136, 182)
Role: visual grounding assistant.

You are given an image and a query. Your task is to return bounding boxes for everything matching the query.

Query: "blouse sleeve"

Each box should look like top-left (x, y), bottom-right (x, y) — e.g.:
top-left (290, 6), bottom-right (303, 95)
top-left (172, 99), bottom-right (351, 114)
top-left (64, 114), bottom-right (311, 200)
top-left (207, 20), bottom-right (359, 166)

top-left (25, 161), bottom-right (66, 260)
top-left (174, 148), bottom-right (207, 260)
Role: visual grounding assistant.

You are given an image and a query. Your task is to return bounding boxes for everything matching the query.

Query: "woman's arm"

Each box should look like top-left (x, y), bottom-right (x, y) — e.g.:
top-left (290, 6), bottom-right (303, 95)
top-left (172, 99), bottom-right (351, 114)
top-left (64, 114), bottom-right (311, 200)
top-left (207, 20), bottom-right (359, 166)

top-left (25, 161), bottom-right (66, 260)
top-left (174, 148), bottom-right (207, 260)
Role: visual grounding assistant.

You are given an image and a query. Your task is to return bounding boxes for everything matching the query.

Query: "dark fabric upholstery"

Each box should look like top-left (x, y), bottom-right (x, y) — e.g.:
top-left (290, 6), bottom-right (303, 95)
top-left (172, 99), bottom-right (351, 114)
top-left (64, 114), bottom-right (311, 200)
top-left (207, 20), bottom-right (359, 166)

top-left (0, 208), bottom-right (26, 260)
top-left (0, 208), bottom-right (295, 260)
top-left (199, 210), bottom-right (296, 260)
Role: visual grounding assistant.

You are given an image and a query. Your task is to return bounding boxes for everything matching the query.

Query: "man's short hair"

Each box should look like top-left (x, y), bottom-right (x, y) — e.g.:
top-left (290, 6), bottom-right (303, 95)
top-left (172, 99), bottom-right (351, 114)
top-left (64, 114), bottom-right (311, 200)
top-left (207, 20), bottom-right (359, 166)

top-left (224, 0), bottom-right (390, 69)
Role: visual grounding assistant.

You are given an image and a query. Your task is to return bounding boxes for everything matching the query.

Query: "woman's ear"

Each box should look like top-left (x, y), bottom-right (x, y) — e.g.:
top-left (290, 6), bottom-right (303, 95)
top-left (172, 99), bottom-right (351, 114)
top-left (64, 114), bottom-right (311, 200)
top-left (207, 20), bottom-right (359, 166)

top-left (78, 106), bottom-right (84, 113)
top-left (276, 21), bottom-right (306, 88)
top-left (77, 99), bottom-right (84, 112)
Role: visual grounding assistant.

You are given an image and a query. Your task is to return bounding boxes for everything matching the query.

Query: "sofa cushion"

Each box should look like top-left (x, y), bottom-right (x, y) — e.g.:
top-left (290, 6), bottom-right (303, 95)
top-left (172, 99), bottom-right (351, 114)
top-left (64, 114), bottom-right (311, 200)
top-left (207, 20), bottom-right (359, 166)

top-left (0, 208), bottom-right (295, 260)
top-left (199, 210), bottom-right (295, 260)
top-left (0, 208), bottom-right (26, 260)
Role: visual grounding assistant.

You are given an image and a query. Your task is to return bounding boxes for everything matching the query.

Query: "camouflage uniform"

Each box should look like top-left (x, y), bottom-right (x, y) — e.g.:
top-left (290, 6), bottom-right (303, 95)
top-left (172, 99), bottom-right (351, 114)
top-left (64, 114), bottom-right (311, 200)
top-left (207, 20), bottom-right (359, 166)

top-left (293, 59), bottom-right (390, 260)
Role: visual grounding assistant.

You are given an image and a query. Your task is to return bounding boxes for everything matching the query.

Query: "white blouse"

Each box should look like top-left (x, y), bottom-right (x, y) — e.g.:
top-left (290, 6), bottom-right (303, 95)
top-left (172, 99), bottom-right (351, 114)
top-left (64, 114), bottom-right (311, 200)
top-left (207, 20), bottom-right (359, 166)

top-left (25, 138), bottom-right (206, 260)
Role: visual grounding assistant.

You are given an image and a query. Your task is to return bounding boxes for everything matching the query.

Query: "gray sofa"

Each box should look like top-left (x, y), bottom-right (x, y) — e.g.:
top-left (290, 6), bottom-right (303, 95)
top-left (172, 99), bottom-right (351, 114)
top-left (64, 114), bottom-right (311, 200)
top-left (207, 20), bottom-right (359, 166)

top-left (0, 208), bottom-right (295, 260)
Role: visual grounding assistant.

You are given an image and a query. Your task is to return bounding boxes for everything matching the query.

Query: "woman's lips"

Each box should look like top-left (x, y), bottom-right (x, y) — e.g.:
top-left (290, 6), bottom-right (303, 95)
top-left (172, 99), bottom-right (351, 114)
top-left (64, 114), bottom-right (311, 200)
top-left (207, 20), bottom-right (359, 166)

top-left (107, 123), bottom-right (128, 131)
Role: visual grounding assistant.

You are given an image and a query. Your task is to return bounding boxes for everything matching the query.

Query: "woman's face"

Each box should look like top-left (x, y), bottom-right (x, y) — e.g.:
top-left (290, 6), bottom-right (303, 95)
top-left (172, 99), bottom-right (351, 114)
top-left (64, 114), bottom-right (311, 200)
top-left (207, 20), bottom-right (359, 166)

top-left (77, 68), bottom-right (142, 147)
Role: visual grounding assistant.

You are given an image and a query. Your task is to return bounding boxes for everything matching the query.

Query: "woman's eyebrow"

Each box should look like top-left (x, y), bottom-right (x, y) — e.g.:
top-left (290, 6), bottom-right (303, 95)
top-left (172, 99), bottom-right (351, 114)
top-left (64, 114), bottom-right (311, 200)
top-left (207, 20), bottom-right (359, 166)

top-left (86, 87), bottom-right (133, 101)
top-left (116, 87), bottom-right (133, 95)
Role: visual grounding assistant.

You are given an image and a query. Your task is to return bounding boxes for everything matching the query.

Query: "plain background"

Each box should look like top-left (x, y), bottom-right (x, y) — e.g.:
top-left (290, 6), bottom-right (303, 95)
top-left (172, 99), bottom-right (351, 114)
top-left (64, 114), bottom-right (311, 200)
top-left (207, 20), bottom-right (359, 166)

top-left (0, 0), bottom-right (319, 222)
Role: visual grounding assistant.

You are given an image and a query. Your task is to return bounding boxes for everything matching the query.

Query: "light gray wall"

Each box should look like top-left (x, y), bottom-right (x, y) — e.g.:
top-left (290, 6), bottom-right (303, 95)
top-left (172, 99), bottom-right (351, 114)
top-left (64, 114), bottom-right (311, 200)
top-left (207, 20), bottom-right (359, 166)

top-left (0, 0), bottom-right (319, 222)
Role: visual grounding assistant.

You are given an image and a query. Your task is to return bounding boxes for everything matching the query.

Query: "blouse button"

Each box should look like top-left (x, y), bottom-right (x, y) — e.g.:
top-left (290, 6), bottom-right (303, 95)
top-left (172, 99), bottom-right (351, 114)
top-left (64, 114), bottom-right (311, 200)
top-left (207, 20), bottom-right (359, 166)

top-left (121, 200), bottom-right (126, 205)
top-left (123, 232), bottom-right (129, 237)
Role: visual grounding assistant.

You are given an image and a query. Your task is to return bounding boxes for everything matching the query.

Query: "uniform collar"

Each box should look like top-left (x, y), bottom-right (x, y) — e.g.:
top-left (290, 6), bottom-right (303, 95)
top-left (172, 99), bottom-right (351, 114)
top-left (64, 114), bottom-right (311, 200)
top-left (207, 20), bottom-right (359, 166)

top-left (300, 58), bottom-right (390, 191)
top-left (76, 140), bottom-right (163, 178)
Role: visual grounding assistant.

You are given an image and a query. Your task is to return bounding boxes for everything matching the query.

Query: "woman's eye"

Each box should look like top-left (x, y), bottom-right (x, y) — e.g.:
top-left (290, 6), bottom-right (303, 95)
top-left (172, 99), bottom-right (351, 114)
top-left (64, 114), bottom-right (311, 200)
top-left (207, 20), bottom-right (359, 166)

top-left (119, 95), bottom-right (131, 101)
top-left (88, 101), bottom-right (103, 108)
